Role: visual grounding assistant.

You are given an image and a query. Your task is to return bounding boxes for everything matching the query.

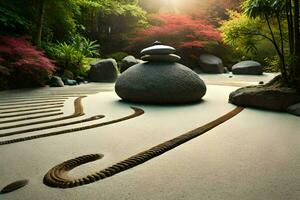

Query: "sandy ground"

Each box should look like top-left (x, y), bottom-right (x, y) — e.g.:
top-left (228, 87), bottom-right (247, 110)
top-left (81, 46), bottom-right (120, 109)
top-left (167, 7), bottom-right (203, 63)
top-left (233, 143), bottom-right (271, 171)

top-left (0, 73), bottom-right (299, 200)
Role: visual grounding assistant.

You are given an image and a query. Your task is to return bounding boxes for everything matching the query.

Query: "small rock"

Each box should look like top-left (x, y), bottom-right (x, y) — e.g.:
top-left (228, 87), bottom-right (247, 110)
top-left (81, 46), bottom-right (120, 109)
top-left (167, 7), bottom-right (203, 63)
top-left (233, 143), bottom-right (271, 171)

top-left (141, 54), bottom-right (181, 62)
top-left (259, 81), bottom-right (264, 85)
top-left (120, 56), bottom-right (139, 73)
top-left (140, 45), bottom-right (176, 55)
top-left (50, 76), bottom-right (64, 87)
top-left (198, 54), bottom-right (224, 74)
top-left (232, 60), bottom-right (263, 75)
top-left (75, 76), bottom-right (85, 84)
top-left (88, 58), bottom-right (118, 82)
top-left (287, 103), bottom-right (300, 116)
top-left (229, 75), bottom-right (233, 78)
top-left (63, 79), bottom-right (77, 86)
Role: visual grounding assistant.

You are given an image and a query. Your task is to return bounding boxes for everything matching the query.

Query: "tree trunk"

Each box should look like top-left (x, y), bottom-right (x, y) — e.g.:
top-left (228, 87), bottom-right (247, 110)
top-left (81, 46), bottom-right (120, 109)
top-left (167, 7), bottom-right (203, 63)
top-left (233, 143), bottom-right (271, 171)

top-left (286, 0), bottom-right (294, 55)
top-left (265, 14), bottom-right (288, 82)
top-left (35, 0), bottom-right (46, 47)
top-left (276, 13), bottom-right (288, 79)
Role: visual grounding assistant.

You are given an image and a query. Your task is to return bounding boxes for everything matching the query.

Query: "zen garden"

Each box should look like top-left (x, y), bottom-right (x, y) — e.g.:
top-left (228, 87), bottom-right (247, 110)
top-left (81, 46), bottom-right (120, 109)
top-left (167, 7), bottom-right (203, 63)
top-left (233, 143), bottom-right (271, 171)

top-left (0, 0), bottom-right (299, 199)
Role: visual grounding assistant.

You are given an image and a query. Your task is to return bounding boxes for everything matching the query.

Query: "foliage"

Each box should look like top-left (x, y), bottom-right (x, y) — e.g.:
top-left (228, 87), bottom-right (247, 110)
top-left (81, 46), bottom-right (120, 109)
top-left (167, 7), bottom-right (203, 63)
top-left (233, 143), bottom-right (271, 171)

top-left (219, 10), bottom-right (283, 69)
top-left (0, 6), bottom-right (28, 34)
top-left (220, 11), bottom-right (264, 56)
top-left (79, 0), bottom-right (147, 55)
top-left (45, 35), bottom-right (100, 76)
top-left (71, 35), bottom-right (100, 57)
top-left (81, 57), bottom-right (99, 77)
top-left (45, 42), bottom-right (84, 76)
top-left (241, 0), bottom-right (300, 88)
top-left (129, 13), bottom-right (221, 67)
top-left (108, 52), bottom-right (128, 62)
top-left (264, 56), bottom-right (280, 72)
top-left (0, 36), bottom-right (55, 89)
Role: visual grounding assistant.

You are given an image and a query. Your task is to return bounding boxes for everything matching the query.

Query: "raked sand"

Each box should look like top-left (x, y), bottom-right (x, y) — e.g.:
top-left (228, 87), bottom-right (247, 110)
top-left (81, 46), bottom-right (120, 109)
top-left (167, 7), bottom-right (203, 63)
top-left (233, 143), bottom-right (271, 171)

top-left (0, 73), bottom-right (299, 200)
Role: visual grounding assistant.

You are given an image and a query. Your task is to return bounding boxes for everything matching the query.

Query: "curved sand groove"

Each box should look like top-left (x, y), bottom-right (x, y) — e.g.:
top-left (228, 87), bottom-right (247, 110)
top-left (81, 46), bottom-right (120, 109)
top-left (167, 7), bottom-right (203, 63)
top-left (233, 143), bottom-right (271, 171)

top-left (43, 107), bottom-right (244, 188)
top-left (0, 109), bottom-right (62, 119)
top-left (0, 105), bottom-right (64, 114)
top-left (0, 107), bottom-right (144, 145)
top-left (0, 99), bottom-right (66, 107)
top-left (0, 98), bottom-right (67, 104)
top-left (0, 115), bottom-right (105, 138)
top-left (0, 96), bottom-right (85, 129)
top-left (0, 97), bottom-right (68, 101)
top-left (0, 94), bottom-right (91, 102)
top-left (0, 179), bottom-right (29, 194)
top-left (0, 102), bottom-right (64, 111)
top-left (0, 113), bottom-right (64, 124)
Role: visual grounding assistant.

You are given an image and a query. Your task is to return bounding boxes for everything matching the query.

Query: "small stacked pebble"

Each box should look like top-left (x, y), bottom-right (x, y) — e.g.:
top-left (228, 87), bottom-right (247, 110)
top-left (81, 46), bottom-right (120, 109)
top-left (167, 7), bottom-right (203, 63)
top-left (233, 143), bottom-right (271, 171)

top-left (140, 41), bottom-right (181, 62)
top-left (115, 42), bottom-right (207, 104)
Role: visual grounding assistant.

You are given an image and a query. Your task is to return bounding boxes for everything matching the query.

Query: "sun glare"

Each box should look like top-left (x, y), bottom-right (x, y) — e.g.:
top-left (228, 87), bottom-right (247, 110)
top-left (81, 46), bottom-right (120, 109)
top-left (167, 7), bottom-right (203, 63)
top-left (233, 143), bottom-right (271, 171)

top-left (161, 0), bottom-right (181, 7)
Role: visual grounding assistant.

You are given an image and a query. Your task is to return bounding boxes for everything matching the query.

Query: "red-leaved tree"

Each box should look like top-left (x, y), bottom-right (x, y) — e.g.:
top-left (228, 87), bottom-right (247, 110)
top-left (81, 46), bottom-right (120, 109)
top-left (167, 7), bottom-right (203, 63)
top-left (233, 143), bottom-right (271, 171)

top-left (128, 13), bottom-right (221, 68)
top-left (0, 36), bottom-right (55, 89)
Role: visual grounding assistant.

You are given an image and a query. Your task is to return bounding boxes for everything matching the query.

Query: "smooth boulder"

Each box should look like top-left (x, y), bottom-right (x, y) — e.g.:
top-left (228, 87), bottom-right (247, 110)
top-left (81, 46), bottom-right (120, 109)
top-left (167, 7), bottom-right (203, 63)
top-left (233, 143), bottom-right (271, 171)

top-left (120, 56), bottom-right (139, 73)
top-left (50, 76), bottom-right (64, 87)
top-left (232, 60), bottom-right (263, 75)
top-left (198, 54), bottom-right (224, 73)
top-left (287, 103), bottom-right (300, 116)
top-left (229, 85), bottom-right (300, 111)
top-left (115, 62), bottom-right (206, 104)
top-left (88, 58), bottom-right (118, 82)
top-left (63, 79), bottom-right (77, 86)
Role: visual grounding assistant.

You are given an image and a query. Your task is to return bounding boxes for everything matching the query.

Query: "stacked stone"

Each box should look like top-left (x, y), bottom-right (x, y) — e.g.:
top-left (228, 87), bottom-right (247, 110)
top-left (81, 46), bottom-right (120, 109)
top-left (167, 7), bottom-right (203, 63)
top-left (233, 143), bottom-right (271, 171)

top-left (115, 42), bottom-right (207, 104)
top-left (141, 41), bottom-right (181, 62)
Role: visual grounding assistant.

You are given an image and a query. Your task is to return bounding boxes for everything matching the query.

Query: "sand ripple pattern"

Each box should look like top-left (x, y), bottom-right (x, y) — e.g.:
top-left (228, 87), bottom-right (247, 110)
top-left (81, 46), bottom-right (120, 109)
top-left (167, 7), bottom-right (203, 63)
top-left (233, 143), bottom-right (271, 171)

top-left (43, 107), bottom-right (244, 188)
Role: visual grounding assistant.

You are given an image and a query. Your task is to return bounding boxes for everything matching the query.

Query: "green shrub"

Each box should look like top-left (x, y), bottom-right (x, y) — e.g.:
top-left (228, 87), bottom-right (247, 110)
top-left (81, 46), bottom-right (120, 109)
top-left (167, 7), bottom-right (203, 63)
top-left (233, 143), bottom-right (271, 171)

top-left (108, 52), bottom-right (128, 62)
top-left (46, 42), bottom-right (84, 74)
top-left (45, 35), bottom-right (100, 76)
top-left (71, 35), bottom-right (100, 57)
top-left (263, 56), bottom-right (280, 72)
top-left (80, 57), bottom-right (99, 77)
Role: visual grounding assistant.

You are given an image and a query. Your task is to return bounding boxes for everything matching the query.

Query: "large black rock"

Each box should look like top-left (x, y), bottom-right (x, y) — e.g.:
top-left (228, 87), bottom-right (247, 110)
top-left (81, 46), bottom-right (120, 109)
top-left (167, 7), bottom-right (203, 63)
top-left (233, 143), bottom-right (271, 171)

top-left (88, 58), bottom-right (118, 82)
top-left (232, 60), bottom-right (263, 75)
top-left (120, 56), bottom-right (139, 73)
top-left (115, 62), bottom-right (206, 104)
top-left (287, 103), bottom-right (300, 116)
top-left (229, 85), bottom-right (300, 111)
top-left (198, 54), bottom-right (224, 74)
top-left (50, 76), bottom-right (64, 87)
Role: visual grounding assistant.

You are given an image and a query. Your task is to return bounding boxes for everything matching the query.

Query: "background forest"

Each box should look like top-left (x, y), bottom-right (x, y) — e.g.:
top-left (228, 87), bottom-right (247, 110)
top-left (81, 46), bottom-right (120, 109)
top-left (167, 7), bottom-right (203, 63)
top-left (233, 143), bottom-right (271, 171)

top-left (0, 0), bottom-right (299, 90)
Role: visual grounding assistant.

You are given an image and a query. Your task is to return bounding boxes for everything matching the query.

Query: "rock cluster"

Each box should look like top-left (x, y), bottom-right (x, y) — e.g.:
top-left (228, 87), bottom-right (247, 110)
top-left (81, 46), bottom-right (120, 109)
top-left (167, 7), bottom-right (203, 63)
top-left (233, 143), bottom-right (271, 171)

top-left (115, 42), bottom-right (207, 104)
